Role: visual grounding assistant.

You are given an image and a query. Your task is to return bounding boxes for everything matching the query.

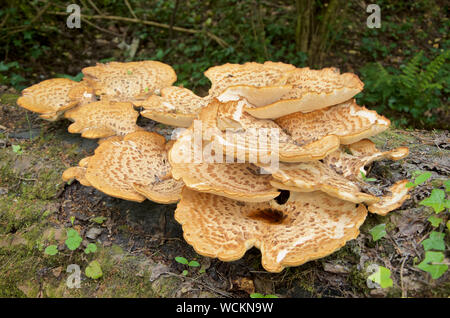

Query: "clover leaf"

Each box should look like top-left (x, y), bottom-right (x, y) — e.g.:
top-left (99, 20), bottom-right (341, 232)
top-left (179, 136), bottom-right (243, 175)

top-left (44, 245), bottom-right (58, 256)
top-left (85, 260), bottom-right (103, 279)
top-left (65, 228), bottom-right (82, 251)
top-left (84, 243), bottom-right (97, 254)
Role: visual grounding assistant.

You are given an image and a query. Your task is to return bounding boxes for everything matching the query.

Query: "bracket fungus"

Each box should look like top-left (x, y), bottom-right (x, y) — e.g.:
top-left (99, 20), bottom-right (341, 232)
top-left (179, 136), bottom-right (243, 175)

top-left (245, 67), bottom-right (364, 119)
top-left (17, 60), bottom-right (412, 273)
top-left (17, 78), bottom-right (95, 121)
top-left (135, 86), bottom-right (210, 127)
top-left (175, 188), bottom-right (367, 273)
top-left (82, 61), bottom-right (176, 101)
top-left (64, 100), bottom-right (142, 138)
top-left (205, 61), bottom-right (296, 106)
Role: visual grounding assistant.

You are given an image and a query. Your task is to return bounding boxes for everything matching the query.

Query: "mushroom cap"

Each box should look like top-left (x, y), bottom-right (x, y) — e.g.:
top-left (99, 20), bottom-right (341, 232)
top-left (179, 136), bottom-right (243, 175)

top-left (368, 180), bottom-right (411, 215)
top-left (262, 161), bottom-right (378, 204)
top-left (324, 139), bottom-right (409, 181)
top-left (82, 61), bottom-right (176, 101)
top-left (175, 188), bottom-right (367, 272)
top-left (275, 99), bottom-right (390, 145)
top-left (64, 100), bottom-right (142, 139)
top-left (62, 156), bottom-right (93, 186)
top-left (136, 86), bottom-right (210, 127)
top-left (169, 128), bottom-right (280, 202)
top-left (17, 78), bottom-right (87, 121)
top-left (205, 61), bottom-right (296, 106)
top-left (245, 67), bottom-right (364, 119)
top-left (84, 131), bottom-right (183, 203)
top-left (199, 99), bottom-right (340, 163)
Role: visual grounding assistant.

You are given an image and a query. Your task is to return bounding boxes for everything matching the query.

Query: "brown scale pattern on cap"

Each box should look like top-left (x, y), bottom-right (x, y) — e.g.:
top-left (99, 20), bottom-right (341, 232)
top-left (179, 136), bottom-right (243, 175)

top-left (245, 68), bottom-right (364, 119)
top-left (262, 161), bottom-right (378, 204)
top-left (175, 188), bottom-right (367, 272)
top-left (199, 100), bottom-right (339, 163)
top-left (205, 61), bottom-right (296, 98)
top-left (136, 86), bottom-right (210, 127)
top-left (17, 78), bottom-right (92, 121)
top-left (82, 61), bottom-right (176, 101)
top-left (275, 99), bottom-right (390, 145)
top-left (84, 131), bottom-right (183, 203)
top-left (323, 139), bottom-right (409, 181)
top-left (169, 128), bottom-right (279, 202)
top-left (64, 100), bottom-right (141, 139)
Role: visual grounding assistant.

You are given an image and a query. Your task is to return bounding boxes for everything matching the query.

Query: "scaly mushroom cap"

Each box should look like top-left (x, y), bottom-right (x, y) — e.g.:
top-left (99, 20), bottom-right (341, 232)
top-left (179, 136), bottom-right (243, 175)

top-left (168, 128), bottom-right (280, 202)
top-left (64, 100), bottom-right (142, 139)
top-left (175, 188), bottom-right (367, 272)
top-left (275, 99), bottom-right (390, 145)
top-left (62, 156), bottom-right (93, 186)
top-left (84, 131), bottom-right (183, 203)
top-left (135, 86), bottom-right (210, 127)
top-left (245, 67), bottom-right (364, 119)
top-left (368, 180), bottom-right (411, 215)
top-left (82, 61), bottom-right (176, 101)
top-left (324, 139), bottom-right (409, 181)
top-left (262, 161), bottom-right (378, 204)
top-left (17, 78), bottom-right (94, 121)
top-left (205, 61), bottom-right (296, 106)
top-left (201, 99), bottom-right (340, 163)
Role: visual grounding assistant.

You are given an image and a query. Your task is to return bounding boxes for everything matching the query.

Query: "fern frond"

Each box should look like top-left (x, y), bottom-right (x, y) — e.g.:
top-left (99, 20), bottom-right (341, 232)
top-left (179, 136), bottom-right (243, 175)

top-left (420, 50), bottom-right (449, 90)
top-left (399, 51), bottom-right (423, 89)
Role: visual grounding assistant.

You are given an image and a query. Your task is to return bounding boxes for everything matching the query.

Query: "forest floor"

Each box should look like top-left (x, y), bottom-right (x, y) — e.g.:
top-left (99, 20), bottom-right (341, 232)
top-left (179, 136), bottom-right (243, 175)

top-left (0, 90), bottom-right (449, 298)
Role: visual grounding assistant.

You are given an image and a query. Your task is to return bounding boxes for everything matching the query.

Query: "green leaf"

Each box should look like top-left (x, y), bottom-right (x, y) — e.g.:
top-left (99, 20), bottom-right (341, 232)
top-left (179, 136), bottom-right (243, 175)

top-left (368, 266), bottom-right (393, 288)
top-left (369, 224), bottom-right (387, 241)
top-left (417, 251), bottom-right (448, 279)
top-left (182, 270), bottom-right (188, 276)
top-left (70, 216), bottom-right (75, 226)
top-left (264, 294), bottom-right (278, 298)
top-left (420, 189), bottom-right (446, 213)
top-left (422, 231), bottom-right (445, 251)
top-left (444, 180), bottom-right (450, 192)
top-left (175, 256), bottom-right (188, 265)
top-left (405, 181), bottom-right (416, 188)
top-left (85, 260), bottom-right (103, 279)
top-left (84, 243), bottom-right (97, 254)
top-left (12, 145), bottom-right (23, 154)
top-left (427, 215), bottom-right (443, 227)
top-left (360, 171), bottom-right (376, 182)
top-left (44, 245), bottom-right (58, 256)
top-left (447, 220), bottom-right (450, 232)
top-left (414, 172), bottom-right (432, 186)
top-left (91, 216), bottom-right (106, 224)
top-left (65, 228), bottom-right (82, 250)
top-left (188, 260), bottom-right (200, 267)
top-left (250, 293), bottom-right (264, 298)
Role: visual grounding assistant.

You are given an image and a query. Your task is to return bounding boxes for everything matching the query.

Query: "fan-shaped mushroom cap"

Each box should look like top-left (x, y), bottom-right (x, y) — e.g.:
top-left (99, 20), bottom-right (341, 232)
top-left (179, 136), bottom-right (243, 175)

top-left (83, 131), bottom-right (183, 203)
top-left (245, 67), bottom-right (364, 119)
top-left (205, 61), bottom-right (296, 106)
top-left (175, 188), bottom-right (367, 272)
top-left (324, 139), bottom-right (409, 181)
top-left (135, 86), bottom-right (210, 127)
top-left (62, 156), bottom-right (93, 186)
top-left (82, 61), bottom-right (176, 101)
top-left (64, 100), bottom-right (141, 139)
top-left (199, 99), bottom-right (340, 163)
top-left (368, 180), bottom-right (411, 215)
top-left (168, 128), bottom-right (280, 202)
top-left (262, 161), bottom-right (378, 204)
top-left (275, 99), bottom-right (390, 145)
top-left (17, 78), bottom-right (95, 121)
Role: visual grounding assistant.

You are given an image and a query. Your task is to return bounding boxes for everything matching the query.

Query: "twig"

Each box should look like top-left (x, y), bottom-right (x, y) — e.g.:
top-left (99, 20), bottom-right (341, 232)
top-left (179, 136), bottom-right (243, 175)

top-left (124, 0), bottom-right (138, 20)
top-left (81, 17), bottom-right (121, 37)
top-left (400, 256), bottom-right (408, 298)
top-left (86, 0), bottom-right (104, 16)
top-left (48, 11), bottom-right (229, 48)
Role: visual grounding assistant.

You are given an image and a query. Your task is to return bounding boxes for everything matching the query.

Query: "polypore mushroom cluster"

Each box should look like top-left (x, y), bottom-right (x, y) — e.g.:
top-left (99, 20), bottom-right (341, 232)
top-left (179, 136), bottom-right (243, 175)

top-left (17, 60), bottom-right (411, 272)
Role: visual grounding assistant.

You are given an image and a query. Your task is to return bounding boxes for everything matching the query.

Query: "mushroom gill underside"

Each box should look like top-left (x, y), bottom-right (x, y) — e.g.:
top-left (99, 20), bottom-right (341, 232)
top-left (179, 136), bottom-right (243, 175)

top-left (17, 60), bottom-right (411, 272)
